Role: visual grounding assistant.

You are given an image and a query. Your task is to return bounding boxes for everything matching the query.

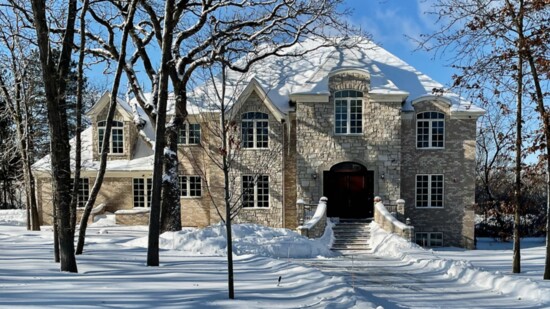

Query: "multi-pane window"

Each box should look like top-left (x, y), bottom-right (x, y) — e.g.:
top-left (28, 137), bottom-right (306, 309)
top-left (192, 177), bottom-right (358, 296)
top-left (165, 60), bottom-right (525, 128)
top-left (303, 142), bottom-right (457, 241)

top-left (71, 178), bottom-right (89, 208)
top-left (242, 175), bottom-right (269, 208)
top-left (334, 90), bottom-right (363, 134)
top-left (179, 176), bottom-right (202, 197)
top-left (416, 174), bottom-right (444, 208)
top-left (98, 120), bottom-right (124, 154)
top-left (133, 178), bottom-right (152, 208)
top-left (178, 123), bottom-right (201, 145)
top-left (415, 232), bottom-right (443, 247)
top-left (417, 112), bottom-right (445, 148)
top-left (242, 112), bottom-right (268, 149)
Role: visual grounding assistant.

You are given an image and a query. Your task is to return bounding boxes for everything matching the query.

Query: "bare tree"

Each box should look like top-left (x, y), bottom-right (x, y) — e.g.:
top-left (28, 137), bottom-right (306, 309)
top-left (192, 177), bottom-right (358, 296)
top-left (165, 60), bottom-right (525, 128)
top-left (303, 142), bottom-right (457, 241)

top-left (75, 0), bottom-right (140, 255)
top-left (19, 0), bottom-right (80, 272)
top-left (0, 6), bottom-right (40, 230)
top-left (419, 0), bottom-right (549, 276)
top-left (187, 63), bottom-right (286, 298)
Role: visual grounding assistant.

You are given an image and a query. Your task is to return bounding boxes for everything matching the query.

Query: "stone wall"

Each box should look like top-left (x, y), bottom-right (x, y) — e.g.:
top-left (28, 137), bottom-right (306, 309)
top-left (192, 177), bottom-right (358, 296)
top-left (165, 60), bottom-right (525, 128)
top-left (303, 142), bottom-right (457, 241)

top-left (115, 210), bottom-right (150, 225)
top-left (284, 113), bottom-right (298, 229)
top-left (231, 91), bottom-right (285, 228)
top-left (400, 100), bottom-right (477, 247)
top-left (37, 174), bottom-right (143, 225)
top-left (295, 71), bottom-right (402, 210)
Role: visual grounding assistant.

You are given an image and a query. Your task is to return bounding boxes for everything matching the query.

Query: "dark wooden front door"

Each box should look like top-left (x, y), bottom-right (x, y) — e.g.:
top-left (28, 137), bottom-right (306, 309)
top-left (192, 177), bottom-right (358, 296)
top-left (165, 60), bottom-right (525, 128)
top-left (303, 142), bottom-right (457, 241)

top-left (323, 162), bottom-right (374, 218)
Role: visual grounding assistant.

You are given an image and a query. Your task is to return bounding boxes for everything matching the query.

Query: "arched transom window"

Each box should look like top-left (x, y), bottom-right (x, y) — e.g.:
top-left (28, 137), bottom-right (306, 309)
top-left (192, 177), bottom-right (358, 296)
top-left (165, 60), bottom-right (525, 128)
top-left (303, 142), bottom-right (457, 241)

top-left (98, 120), bottom-right (124, 154)
top-left (241, 112), bottom-right (268, 149)
top-left (416, 112), bottom-right (445, 148)
top-left (334, 90), bottom-right (363, 134)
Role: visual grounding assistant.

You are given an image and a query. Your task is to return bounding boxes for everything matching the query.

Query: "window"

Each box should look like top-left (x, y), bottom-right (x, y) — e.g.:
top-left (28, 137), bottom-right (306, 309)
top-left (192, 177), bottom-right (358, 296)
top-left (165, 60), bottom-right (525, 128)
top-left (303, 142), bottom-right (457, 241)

top-left (417, 112), bottom-right (444, 148)
top-left (133, 178), bottom-right (152, 208)
top-left (71, 178), bottom-right (89, 208)
top-left (241, 112), bottom-right (268, 149)
top-left (242, 175), bottom-right (269, 208)
top-left (415, 232), bottom-right (443, 247)
top-left (416, 174), bottom-right (444, 208)
top-left (179, 176), bottom-right (202, 197)
top-left (178, 123), bottom-right (201, 145)
top-left (98, 120), bottom-right (124, 154)
top-left (334, 90), bottom-right (363, 134)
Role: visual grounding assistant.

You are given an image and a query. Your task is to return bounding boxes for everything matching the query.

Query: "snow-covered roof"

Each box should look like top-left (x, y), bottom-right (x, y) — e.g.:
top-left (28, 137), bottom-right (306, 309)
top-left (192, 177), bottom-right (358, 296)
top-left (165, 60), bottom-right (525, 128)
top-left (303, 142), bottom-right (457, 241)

top-left (33, 127), bottom-right (154, 172)
top-left (187, 37), bottom-right (484, 116)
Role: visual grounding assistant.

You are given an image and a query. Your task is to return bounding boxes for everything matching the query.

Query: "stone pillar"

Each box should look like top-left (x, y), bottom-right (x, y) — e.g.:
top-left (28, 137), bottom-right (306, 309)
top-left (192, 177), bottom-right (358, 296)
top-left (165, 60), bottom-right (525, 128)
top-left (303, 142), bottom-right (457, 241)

top-left (397, 198), bottom-right (405, 221)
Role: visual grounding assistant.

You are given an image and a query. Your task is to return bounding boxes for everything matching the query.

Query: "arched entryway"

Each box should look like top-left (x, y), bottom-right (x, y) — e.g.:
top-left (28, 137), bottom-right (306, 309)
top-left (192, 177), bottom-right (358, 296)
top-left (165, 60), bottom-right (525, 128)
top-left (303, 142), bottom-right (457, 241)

top-left (323, 162), bottom-right (374, 218)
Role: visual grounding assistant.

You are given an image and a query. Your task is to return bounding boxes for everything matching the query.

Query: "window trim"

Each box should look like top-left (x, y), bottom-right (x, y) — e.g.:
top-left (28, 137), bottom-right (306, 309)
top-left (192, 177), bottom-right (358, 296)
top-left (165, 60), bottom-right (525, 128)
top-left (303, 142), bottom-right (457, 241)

top-left (178, 122), bottom-right (201, 145)
top-left (334, 90), bottom-right (363, 135)
top-left (415, 174), bottom-right (444, 208)
top-left (98, 120), bottom-right (125, 154)
top-left (415, 232), bottom-right (443, 247)
top-left (179, 175), bottom-right (202, 198)
top-left (242, 175), bottom-right (270, 208)
top-left (416, 111), bottom-right (445, 149)
top-left (241, 112), bottom-right (269, 149)
top-left (133, 177), bottom-right (152, 208)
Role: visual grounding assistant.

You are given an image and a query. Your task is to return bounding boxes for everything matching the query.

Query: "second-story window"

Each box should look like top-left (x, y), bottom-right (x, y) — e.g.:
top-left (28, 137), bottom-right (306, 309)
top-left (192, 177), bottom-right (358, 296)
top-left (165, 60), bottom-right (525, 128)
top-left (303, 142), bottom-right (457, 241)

top-left (178, 123), bottom-right (201, 145)
top-left (98, 120), bottom-right (124, 154)
top-left (242, 112), bottom-right (268, 149)
top-left (417, 112), bottom-right (445, 148)
top-left (334, 90), bottom-right (363, 134)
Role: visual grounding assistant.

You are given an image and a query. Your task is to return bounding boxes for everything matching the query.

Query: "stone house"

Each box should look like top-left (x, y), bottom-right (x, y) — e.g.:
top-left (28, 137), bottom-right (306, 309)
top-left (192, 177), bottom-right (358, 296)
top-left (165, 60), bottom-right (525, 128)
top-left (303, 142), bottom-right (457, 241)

top-left (33, 38), bottom-right (484, 248)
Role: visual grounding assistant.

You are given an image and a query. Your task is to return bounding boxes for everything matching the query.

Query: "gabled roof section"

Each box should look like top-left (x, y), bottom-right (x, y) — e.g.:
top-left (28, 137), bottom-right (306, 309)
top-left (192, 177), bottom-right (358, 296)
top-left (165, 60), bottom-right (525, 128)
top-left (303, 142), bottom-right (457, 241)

top-left (86, 91), bottom-right (134, 120)
top-left (187, 37), bottom-right (484, 116)
top-left (228, 78), bottom-right (285, 122)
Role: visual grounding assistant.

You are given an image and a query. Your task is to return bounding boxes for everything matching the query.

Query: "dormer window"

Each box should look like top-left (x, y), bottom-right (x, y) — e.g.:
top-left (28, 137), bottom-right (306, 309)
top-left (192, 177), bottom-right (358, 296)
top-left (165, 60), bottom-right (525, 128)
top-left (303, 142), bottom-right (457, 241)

top-left (334, 90), bottom-right (363, 135)
top-left (98, 120), bottom-right (124, 154)
top-left (416, 112), bottom-right (445, 149)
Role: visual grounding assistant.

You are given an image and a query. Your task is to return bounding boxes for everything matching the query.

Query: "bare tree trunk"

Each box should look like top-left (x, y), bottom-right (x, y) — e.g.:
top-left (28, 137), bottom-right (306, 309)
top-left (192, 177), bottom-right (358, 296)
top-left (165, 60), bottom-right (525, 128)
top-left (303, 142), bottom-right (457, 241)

top-left (30, 0), bottom-right (78, 272)
top-left (52, 193), bottom-right (60, 263)
top-left (160, 128), bottom-right (182, 233)
top-left (160, 89), bottom-right (184, 233)
top-left (513, 54), bottom-right (523, 274)
top-left (220, 82), bottom-right (235, 299)
top-left (147, 0), bottom-right (176, 267)
top-left (506, 0), bottom-right (550, 279)
top-left (76, 0), bottom-right (137, 255)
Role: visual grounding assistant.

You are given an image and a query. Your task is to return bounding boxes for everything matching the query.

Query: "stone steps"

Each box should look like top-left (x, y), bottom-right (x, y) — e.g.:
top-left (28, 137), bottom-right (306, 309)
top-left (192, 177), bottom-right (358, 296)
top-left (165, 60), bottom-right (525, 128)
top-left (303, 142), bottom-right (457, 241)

top-left (331, 219), bottom-right (372, 252)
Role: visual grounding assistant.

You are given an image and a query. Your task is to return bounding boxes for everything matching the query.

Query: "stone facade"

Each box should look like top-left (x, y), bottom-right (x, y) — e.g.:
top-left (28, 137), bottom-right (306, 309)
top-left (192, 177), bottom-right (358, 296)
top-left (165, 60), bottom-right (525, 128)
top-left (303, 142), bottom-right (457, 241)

top-left (400, 101), bottom-right (477, 248)
top-left (294, 71), bottom-right (401, 206)
top-left (230, 92), bottom-right (285, 228)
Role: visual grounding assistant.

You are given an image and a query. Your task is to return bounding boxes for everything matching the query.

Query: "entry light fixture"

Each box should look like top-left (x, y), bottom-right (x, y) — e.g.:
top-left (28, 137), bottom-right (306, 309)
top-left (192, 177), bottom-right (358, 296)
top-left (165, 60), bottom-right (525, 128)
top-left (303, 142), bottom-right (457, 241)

top-left (380, 172), bottom-right (385, 180)
top-left (312, 173), bottom-right (318, 180)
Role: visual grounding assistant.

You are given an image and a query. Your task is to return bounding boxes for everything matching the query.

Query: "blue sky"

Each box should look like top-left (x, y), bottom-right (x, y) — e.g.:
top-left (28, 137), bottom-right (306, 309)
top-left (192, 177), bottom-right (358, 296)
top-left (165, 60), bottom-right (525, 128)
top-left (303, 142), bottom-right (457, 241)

top-left (346, 0), bottom-right (456, 86)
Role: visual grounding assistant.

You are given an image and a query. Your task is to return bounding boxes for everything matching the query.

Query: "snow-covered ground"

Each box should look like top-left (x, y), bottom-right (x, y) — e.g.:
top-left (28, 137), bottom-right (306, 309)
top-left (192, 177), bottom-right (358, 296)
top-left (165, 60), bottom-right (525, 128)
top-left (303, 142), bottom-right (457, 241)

top-left (1, 209), bottom-right (550, 308)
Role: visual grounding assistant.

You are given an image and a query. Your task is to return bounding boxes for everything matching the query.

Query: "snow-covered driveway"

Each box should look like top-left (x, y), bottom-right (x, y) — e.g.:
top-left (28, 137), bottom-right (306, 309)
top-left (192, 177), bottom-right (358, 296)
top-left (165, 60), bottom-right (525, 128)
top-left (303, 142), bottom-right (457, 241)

top-left (296, 252), bottom-right (542, 309)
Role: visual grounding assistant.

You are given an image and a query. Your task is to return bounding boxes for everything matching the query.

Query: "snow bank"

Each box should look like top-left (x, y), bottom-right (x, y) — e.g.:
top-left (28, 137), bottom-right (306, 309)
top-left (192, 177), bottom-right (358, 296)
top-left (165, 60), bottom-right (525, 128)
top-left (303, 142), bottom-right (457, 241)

top-left (125, 223), bottom-right (336, 258)
top-left (0, 209), bottom-right (26, 226)
top-left (369, 222), bottom-right (550, 304)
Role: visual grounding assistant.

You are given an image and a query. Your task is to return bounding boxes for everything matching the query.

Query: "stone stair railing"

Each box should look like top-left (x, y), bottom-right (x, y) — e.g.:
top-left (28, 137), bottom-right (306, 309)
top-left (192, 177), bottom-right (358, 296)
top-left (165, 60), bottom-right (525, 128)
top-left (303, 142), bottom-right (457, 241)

top-left (374, 196), bottom-right (414, 242)
top-left (297, 197), bottom-right (327, 238)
